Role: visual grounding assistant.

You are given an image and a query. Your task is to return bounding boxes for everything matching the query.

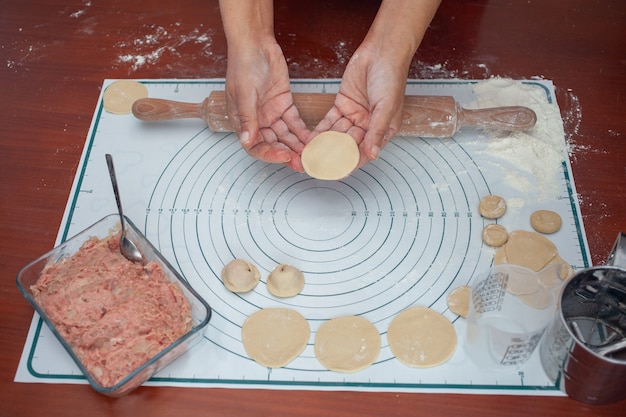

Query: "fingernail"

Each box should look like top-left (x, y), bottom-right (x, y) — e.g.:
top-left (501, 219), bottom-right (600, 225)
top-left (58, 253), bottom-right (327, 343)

top-left (370, 145), bottom-right (380, 160)
top-left (278, 150), bottom-right (292, 163)
top-left (240, 131), bottom-right (250, 146)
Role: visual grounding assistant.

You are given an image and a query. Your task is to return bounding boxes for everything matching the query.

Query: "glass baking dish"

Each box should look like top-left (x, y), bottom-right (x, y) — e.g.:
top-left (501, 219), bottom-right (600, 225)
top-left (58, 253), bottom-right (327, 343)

top-left (16, 213), bottom-right (212, 397)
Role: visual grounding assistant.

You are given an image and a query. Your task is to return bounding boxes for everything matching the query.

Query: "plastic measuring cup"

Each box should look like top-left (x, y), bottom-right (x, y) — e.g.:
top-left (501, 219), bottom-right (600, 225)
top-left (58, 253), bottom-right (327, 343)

top-left (465, 263), bottom-right (563, 370)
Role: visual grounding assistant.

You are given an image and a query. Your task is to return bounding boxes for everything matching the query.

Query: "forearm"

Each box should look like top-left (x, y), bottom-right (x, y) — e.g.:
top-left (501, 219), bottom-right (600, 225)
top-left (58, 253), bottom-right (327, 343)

top-left (218, 0), bottom-right (275, 45)
top-left (364, 0), bottom-right (441, 64)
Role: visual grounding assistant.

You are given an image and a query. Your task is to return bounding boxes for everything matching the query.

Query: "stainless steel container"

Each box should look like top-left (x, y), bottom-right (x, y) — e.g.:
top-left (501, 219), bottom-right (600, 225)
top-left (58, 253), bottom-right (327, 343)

top-left (540, 232), bottom-right (626, 405)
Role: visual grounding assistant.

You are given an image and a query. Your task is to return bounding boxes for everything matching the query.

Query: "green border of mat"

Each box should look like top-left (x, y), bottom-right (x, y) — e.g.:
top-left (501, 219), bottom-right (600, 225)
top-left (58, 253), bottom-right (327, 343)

top-left (26, 79), bottom-right (585, 393)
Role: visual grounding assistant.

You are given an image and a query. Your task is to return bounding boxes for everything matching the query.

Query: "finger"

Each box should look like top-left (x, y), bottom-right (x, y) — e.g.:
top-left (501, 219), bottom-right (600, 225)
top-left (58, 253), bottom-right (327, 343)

top-left (346, 125), bottom-right (366, 143)
top-left (285, 153), bottom-right (304, 172)
top-left (259, 127), bottom-right (279, 144)
top-left (329, 117), bottom-right (356, 133)
top-left (248, 138), bottom-right (292, 164)
top-left (258, 127), bottom-right (292, 164)
top-left (270, 118), bottom-right (306, 154)
top-left (361, 108), bottom-right (398, 160)
top-left (281, 104), bottom-right (311, 143)
top-left (228, 92), bottom-right (260, 151)
top-left (308, 107), bottom-right (343, 141)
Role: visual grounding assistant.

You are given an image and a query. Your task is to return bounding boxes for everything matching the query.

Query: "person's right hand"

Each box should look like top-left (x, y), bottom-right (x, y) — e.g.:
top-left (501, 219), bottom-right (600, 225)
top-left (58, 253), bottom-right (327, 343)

top-left (307, 41), bottom-right (408, 170)
top-left (306, 0), bottom-right (442, 171)
top-left (224, 36), bottom-right (310, 172)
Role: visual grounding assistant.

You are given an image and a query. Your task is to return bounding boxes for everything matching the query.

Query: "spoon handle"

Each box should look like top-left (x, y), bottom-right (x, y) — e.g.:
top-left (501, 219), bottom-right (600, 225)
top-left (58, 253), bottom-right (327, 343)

top-left (105, 154), bottom-right (126, 229)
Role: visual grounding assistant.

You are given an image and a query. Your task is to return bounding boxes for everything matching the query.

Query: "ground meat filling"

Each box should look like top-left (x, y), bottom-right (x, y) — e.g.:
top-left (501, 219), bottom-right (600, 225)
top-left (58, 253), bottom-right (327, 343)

top-left (31, 233), bottom-right (192, 387)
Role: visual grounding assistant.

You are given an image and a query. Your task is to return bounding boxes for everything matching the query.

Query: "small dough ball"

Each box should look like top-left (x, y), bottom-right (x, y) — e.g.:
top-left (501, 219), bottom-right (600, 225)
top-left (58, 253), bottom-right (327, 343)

top-left (530, 210), bottom-right (562, 234)
top-left (447, 286), bottom-right (471, 318)
top-left (478, 195), bottom-right (507, 219)
top-left (301, 131), bottom-right (359, 180)
top-left (267, 264), bottom-right (305, 298)
top-left (242, 308), bottom-right (310, 368)
top-left (387, 306), bottom-right (457, 368)
top-left (481, 224), bottom-right (508, 247)
top-left (221, 259), bottom-right (261, 293)
top-left (314, 316), bottom-right (381, 372)
top-left (103, 80), bottom-right (148, 114)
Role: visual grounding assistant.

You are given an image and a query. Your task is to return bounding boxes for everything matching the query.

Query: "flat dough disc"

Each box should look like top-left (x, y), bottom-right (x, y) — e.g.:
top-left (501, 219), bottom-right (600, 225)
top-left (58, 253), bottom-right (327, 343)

top-left (242, 308), bottom-right (310, 368)
top-left (103, 80), bottom-right (148, 114)
top-left (301, 131), bottom-right (359, 180)
top-left (493, 245), bottom-right (508, 265)
top-left (314, 316), bottom-right (380, 372)
top-left (504, 230), bottom-right (558, 271)
top-left (447, 286), bottom-right (471, 318)
top-left (530, 210), bottom-right (562, 234)
top-left (481, 224), bottom-right (508, 247)
top-left (478, 195), bottom-right (507, 219)
top-left (387, 306), bottom-right (457, 368)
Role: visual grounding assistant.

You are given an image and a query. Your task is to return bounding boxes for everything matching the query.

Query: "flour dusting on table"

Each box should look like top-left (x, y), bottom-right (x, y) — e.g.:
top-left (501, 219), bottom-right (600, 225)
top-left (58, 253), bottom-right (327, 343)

top-left (115, 23), bottom-right (218, 72)
top-left (468, 78), bottom-right (569, 200)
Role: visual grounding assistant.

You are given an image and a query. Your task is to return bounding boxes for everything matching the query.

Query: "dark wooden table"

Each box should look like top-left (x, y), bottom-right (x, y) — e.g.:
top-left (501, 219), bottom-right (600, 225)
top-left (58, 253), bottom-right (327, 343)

top-left (2, 0), bottom-right (625, 415)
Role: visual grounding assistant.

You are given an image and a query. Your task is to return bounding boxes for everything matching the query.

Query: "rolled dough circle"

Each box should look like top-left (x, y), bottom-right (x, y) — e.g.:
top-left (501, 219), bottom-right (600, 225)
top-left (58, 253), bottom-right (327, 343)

top-left (387, 306), bottom-right (457, 368)
top-left (447, 286), bottom-right (471, 318)
top-left (314, 316), bottom-right (380, 372)
top-left (478, 195), bottom-right (507, 219)
top-left (503, 230), bottom-right (557, 272)
top-left (103, 80), bottom-right (148, 114)
top-left (221, 258), bottom-right (261, 293)
top-left (530, 209), bottom-right (562, 234)
top-left (267, 264), bottom-right (305, 298)
top-left (241, 308), bottom-right (310, 368)
top-left (481, 223), bottom-right (508, 247)
top-left (301, 131), bottom-right (359, 180)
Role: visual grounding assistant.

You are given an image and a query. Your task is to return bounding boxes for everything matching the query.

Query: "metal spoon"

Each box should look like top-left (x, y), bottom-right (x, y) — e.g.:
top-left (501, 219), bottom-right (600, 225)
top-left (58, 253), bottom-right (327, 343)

top-left (105, 154), bottom-right (145, 264)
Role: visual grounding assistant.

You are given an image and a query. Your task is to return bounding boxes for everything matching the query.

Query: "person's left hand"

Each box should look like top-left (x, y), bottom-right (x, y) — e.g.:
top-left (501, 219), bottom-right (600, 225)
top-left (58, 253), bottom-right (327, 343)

top-left (309, 41), bottom-right (409, 169)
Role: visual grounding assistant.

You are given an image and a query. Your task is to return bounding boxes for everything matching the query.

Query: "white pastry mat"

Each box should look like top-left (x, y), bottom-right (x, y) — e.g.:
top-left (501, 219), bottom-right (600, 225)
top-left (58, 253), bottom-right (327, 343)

top-left (15, 79), bottom-right (590, 395)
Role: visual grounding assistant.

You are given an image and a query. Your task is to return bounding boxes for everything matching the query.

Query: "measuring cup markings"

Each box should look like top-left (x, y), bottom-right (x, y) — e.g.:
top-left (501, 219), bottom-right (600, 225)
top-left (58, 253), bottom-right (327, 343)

top-left (472, 272), bottom-right (508, 314)
top-left (466, 264), bottom-right (562, 370)
top-left (485, 304), bottom-right (548, 366)
top-left (498, 331), bottom-right (544, 366)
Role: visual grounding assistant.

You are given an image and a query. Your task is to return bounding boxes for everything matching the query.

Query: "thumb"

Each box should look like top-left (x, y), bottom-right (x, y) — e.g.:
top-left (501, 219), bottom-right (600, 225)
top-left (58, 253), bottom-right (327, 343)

top-left (362, 116), bottom-right (392, 161)
top-left (229, 94), bottom-right (260, 151)
top-left (362, 100), bottom-right (402, 160)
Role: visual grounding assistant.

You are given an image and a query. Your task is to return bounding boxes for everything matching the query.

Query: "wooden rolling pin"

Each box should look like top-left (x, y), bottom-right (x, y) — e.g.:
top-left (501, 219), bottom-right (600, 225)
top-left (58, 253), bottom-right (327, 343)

top-left (132, 91), bottom-right (536, 137)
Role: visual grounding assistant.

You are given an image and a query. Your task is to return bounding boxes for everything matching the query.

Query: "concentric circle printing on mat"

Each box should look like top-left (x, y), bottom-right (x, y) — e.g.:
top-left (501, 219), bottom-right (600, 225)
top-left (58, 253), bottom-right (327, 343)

top-left (144, 130), bottom-right (492, 369)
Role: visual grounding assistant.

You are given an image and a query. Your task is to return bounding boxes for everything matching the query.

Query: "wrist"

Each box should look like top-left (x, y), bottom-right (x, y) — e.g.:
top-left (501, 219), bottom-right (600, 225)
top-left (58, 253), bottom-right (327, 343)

top-left (219, 0), bottom-right (275, 45)
top-left (364, 0), bottom-right (441, 63)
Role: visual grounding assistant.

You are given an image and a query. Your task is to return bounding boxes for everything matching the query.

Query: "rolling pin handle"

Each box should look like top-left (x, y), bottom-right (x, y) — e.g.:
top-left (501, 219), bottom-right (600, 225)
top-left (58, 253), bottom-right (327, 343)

top-left (131, 98), bottom-right (206, 122)
top-left (460, 106), bottom-right (537, 132)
